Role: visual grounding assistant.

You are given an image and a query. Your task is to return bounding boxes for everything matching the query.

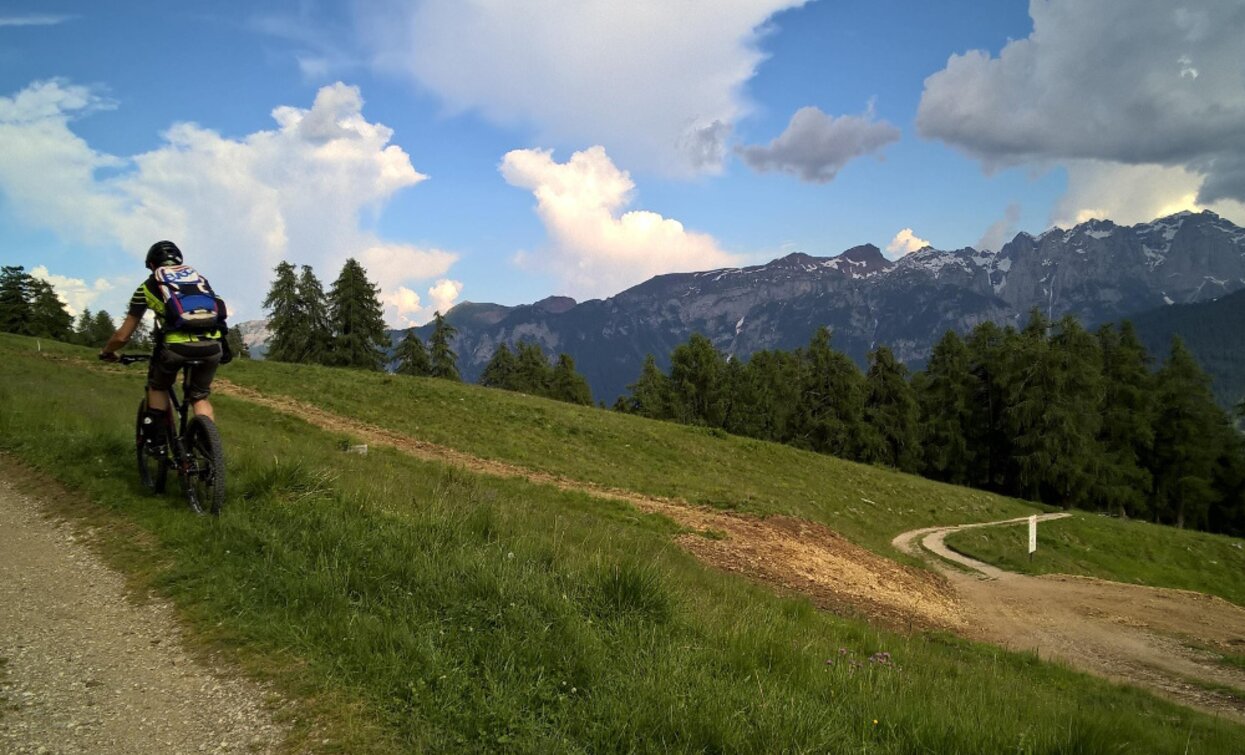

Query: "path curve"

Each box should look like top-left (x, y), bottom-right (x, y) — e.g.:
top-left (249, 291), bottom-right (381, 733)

top-left (894, 511), bottom-right (1245, 721)
top-left (0, 473), bottom-right (286, 754)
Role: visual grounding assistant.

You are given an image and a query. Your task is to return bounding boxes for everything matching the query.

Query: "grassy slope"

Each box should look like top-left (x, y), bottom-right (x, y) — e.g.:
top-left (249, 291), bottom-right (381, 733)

top-left (2, 334), bottom-right (1243, 752)
top-left (944, 514), bottom-right (1245, 606)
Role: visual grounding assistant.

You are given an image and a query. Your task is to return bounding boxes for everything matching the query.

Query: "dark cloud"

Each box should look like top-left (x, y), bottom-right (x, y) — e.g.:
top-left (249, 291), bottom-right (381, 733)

top-left (916, 0), bottom-right (1245, 202)
top-left (738, 106), bottom-right (900, 183)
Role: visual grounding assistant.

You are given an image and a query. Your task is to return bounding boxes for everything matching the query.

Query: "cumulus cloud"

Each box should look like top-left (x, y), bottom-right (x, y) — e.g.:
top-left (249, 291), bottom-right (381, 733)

top-left (360, 0), bottom-right (807, 175)
top-left (976, 203), bottom-right (1022, 251)
top-left (28, 266), bottom-right (126, 317)
top-left (738, 104), bottom-right (900, 183)
top-left (0, 79), bottom-right (456, 324)
top-left (916, 0), bottom-right (1245, 207)
top-left (383, 278), bottom-right (465, 327)
top-left (1052, 160), bottom-right (1245, 228)
top-left (501, 146), bottom-right (742, 298)
top-left (885, 228), bottom-right (930, 259)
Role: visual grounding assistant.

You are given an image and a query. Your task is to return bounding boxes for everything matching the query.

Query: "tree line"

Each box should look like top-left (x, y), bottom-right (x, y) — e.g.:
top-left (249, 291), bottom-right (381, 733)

top-left (615, 312), bottom-right (1245, 536)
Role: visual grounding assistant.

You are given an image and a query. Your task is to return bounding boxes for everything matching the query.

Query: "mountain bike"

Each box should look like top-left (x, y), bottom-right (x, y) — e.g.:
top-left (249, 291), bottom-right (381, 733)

top-left (115, 354), bottom-right (226, 515)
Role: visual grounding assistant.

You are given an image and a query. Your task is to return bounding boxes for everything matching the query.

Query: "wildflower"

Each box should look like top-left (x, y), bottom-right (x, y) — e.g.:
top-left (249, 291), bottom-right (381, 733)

top-left (873, 719), bottom-right (878, 726)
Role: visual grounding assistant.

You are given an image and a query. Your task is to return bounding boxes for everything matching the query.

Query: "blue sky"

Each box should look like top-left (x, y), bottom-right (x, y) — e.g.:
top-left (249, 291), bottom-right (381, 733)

top-left (1, 1), bottom-right (1242, 324)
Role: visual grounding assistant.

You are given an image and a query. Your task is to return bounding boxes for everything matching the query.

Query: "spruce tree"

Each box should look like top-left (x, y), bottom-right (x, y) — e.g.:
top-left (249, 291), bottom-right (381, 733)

top-left (551, 353), bottom-right (593, 405)
top-left (1045, 316), bottom-right (1104, 507)
top-left (0, 265), bottom-right (34, 336)
top-left (625, 354), bottom-right (672, 419)
top-left (480, 343), bottom-right (517, 388)
top-left (863, 346), bottom-right (921, 472)
top-left (429, 311), bottom-right (460, 381)
top-left (73, 308), bottom-right (94, 346)
top-left (1095, 322), bottom-right (1156, 517)
top-left (792, 327), bottom-right (867, 459)
top-left (28, 279), bottom-right (73, 340)
top-left (965, 321), bottom-right (1015, 491)
top-left (512, 341), bottom-right (552, 394)
top-left (395, 330), bottom-right (432, 376)
top-left (262, 262), bottom-right (302, 362)
top-left (328, 258), bottom-right (389, 371)
top-left (1152, 338), bottom-right (1222, 528)
top-left (667, 334), bottom-right (727, 426)
top-left (917, 331), bottom-right (975, 484)
top-left (297, 265), bottom-right (333, 364)
top-left (87, 310), bottom-right (116, 345)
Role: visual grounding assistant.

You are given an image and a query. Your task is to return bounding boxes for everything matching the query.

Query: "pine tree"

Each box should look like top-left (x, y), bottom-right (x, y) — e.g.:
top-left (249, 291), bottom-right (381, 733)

top-left (1045, 316), bottom-right (1104, 507)
top-left (792, 327), bottom-right (868, 459)
top-left (511, 341), bottom-right (552, 394)
top-left (965, 321), bottom-right (1015, 491)
top-left (0, 265), bottom-right (34, 336)
top-left (550, 353), bottom-right (593, 405)
top-left (262, 262), bottom-right (302, 362)
top-left (863, 346), bottom-right (921, 472)
top-left (480, 343), bottom-right (517, 388)
top-left (916, 330), bottom-right (975, 484)
top-left (1152, 337), bottom-right (1222, 528)
top-left (87, 310), bottom-right (116, 345)
top-left (1095, 322), bottom-right (1156, 517)
top-left (625, 354), bottom-right (672, 418)
top-left (327, 259), bottom-right (389, 371)
top-left (27, 279), bottom-right (73, 340)
top-left (224, 323), bottom-right (248, 359)
top-left (667, 334), bottom-right (727, 426)
top-left (73, 308), bottom-right (94, 346)
top-left (429, 311), bottom-right (460, 381)
top-left (395, 330), bottom-right (432, 377)
top-left (297, 265), bottom-right (333, 364)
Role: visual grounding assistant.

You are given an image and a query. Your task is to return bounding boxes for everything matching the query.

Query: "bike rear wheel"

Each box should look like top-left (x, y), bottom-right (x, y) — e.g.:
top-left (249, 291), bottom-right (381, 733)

top-left (184, 416), bottom-right (225, 516)
top-left (135, 400), bottom-right (167, 494)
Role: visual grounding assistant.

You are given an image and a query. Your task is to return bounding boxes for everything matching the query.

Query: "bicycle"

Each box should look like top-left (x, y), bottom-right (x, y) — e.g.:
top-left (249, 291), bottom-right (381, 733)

top-left (114, 354), bottom-right (226, 515)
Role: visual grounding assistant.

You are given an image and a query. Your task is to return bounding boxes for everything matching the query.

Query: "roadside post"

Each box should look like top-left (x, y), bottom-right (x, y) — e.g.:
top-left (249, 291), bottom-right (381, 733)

top-left (1028, 514), bottom-right (1037, 561)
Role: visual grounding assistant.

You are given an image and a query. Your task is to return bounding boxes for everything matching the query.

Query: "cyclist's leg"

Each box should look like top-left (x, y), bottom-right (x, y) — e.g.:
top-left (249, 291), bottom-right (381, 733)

top-left (144, 350), bottom-right (179, 447)
top-left (183, 341), bottom-right (223, 421)
top-left (190, 398), bottom-right (215, 422)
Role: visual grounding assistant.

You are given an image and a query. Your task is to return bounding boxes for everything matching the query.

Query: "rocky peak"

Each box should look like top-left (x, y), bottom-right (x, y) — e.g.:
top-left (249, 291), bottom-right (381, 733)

top-left (532, 296), bottom-right (577, 314)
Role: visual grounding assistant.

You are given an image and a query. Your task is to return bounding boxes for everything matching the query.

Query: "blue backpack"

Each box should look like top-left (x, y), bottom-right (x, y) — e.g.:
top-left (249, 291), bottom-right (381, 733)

top-left (153, 265), bottom-right (221, 332)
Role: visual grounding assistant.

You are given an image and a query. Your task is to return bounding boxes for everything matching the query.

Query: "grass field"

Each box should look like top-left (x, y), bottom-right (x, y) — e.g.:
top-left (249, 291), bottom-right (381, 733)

top-left (943, 512), bottom-right (1245, 606)
top-left (2, 333), bottom-right (1243, 752)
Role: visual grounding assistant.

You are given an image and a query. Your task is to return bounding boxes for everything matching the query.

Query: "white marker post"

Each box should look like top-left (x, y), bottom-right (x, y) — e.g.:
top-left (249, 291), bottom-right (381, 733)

top-left (1028, 514), bottom-right (1038, 560)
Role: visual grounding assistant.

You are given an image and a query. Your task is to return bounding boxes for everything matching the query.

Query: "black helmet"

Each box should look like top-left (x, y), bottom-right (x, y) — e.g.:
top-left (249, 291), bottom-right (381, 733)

top-left (145, 240), bottom-right (183, 269)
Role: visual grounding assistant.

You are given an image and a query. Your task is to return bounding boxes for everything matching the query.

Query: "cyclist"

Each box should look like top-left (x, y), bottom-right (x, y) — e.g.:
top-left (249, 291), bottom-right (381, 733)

top-left (99, 240), bottom-right (231, 451)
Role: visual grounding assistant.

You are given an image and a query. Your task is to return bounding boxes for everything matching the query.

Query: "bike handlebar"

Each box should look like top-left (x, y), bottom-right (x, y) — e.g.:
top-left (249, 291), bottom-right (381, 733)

top-left (115, 354), bottom-right (151, 365)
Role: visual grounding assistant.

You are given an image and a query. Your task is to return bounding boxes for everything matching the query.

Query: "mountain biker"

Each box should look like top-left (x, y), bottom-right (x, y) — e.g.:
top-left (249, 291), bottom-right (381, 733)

top-left (99, 240), bottom-right (231, 451)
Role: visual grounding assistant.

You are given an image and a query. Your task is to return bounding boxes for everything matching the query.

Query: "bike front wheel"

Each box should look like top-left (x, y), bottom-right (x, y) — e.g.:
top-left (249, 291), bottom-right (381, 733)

top-left (184, 416), bottom-right (225, 516)
top-left (135, 400), bottom-right (167, 494)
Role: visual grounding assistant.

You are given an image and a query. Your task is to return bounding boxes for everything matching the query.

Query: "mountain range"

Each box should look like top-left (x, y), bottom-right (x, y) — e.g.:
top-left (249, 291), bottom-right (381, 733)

top-left (238, 210), bottom-right (1245, 404)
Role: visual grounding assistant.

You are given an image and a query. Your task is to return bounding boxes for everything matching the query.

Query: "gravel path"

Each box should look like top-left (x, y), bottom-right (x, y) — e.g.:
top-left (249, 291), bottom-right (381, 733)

top-left (0, 476), bottom-right (286, 754)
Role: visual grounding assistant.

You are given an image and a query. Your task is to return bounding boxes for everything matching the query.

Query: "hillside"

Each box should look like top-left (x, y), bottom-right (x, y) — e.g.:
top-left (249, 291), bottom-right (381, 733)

top-left (1129, 287), bottom-right (1245, 408)
top-left (2, 333), bottom-right (1244, 752)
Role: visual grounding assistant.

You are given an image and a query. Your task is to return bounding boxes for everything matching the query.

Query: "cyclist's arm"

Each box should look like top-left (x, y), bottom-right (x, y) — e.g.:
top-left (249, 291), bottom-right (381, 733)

top-left (100, 314), bottom-right (141, 358)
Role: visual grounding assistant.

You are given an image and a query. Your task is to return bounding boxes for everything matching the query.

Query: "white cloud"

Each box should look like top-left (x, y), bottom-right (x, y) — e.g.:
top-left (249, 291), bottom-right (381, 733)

top-left (501, 146), bottom-right (742, 298)
top-left (976, 203), bottom-right (1022, 252)
top-left (916, 0), bottom-right (1245, 208)
top-left (1052, 161), bottom-right (1245, 228)
top-left (28, 266), bottom-right (126, 318)
top-left (426, 278), bottom-right (463, 314)
top-left (360, 0), bottom-right (808, 175)
top-left (383, 278), bottom-right (464, 328)
top-left (0, 79), bottom-right (456, 325)
top-left (885, 228), bottom-right (930, 259)
top-left (0, 14), bottom-right (75, 27)
top-left (738, 104), bottom-right (900, 183)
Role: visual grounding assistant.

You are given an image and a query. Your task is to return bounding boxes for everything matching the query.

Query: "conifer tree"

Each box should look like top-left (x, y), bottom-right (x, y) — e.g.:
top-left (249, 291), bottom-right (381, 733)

top-left (512, 341), bottom-right (551, 394)
top-left (395, 330), bottom-right (432, 376)
top-left (667, 333), bottom-right (727, 426)
top-left (917, 331), bottom-right (975, 484)
top-left (429, 311), bottom-right (460, 381)
top-left (625, 354), bottom-right (672, 418)
top-left (262, 262), bottom-right (302, 362)
top-left (1095, 322), bottom-right (1156, 517)
top-left (965, 321), bottom-right (1015, 490)
top-left (297, 265), bottom-right (333, 364)
top-left (863, 346), bottom-right (921, 472)
top-left (328, 258), bottom-right (389, 370)
top-left (73, 308), bottom-right (94, 346)
top-left (551, 353), bottom-right (593, 405)
top-left (0, 265), bottom-right (34, 336)
top-left (792, 327), bottom-right (867, 459)
top-left (224, 323), bottom-right (248, 359)
top-left (480, 343), bottom-right (517, 388)
top-left (1152, 338), bottom-right (1222, 528)
top-left (1044, 315), bottom-right (1104, 507)
top-left (28, 279), bottom-right (73, 340)
top-left (87, 310), bottom-right (116, 345)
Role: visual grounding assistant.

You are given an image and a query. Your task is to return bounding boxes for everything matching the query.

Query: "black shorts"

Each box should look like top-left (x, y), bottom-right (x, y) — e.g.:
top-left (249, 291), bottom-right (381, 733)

top-left (147, 341), bottom-right (223, 401)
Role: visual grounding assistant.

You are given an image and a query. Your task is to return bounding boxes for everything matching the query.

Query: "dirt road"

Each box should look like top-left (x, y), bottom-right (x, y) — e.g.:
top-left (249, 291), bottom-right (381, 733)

top-left (894, 516), bottom-right (1245, 721)
top-left (0, 475), bottom-right (285, 754)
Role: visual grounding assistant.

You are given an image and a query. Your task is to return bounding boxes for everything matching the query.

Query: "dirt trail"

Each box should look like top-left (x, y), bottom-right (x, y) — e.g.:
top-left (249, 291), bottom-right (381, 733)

top-left (894, 517), bottom-right (1245, 722)
top-left (216, 378), bottom-right (1245, 720)
top-left (0, 474), bottom-right (286, 754)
